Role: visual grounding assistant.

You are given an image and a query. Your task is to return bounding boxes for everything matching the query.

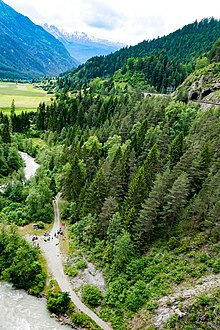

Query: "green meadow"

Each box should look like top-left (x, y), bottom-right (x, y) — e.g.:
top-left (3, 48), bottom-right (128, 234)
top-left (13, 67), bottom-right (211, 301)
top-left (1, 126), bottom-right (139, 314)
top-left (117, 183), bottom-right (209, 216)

top-left (0, 82), bottom-right (54, 114)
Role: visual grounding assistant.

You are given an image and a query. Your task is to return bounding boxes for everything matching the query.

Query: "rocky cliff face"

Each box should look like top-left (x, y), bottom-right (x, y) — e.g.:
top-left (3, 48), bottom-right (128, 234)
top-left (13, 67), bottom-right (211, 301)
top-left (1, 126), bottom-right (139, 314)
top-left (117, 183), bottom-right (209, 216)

top-left (176, 63), bottom-right (220, 105)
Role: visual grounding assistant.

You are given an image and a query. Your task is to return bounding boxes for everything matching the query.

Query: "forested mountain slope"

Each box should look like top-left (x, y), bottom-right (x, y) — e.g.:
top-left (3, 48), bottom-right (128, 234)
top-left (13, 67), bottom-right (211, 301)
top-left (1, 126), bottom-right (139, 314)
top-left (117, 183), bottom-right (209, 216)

top-left (0, 0), bottom-right (77, 79)
top-left (59, 18), bottom-right (220, 92)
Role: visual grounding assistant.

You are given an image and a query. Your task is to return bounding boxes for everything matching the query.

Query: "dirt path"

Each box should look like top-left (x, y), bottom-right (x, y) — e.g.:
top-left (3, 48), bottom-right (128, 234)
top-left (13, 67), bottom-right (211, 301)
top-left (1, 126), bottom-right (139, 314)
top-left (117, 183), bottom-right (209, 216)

top-left (40, 193), bottom-right (112, 330)
top-left (153, 274), bottom-right (220, 329)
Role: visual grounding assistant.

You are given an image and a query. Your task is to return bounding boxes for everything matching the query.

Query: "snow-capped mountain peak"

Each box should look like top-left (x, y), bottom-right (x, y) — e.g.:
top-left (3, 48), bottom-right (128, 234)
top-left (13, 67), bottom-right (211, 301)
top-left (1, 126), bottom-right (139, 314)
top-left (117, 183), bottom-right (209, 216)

top-left (42, 24), bottom-right (125, 63)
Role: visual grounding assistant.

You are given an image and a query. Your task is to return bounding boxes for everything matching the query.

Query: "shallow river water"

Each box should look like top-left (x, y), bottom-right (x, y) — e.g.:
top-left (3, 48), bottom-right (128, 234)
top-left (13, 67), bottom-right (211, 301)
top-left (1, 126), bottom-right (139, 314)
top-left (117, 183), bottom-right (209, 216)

top-left (19, 151), bottom-right (40, 180)
top-left (0, 283), bottom-right (68, 330)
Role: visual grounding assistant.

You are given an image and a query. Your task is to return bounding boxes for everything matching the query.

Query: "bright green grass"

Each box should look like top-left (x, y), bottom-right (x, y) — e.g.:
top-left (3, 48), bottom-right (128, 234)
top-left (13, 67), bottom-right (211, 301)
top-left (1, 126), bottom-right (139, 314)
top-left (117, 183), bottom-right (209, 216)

top-left (32, 138), bottom-right (46, 147)
top-left (0, 107), bottom-right (36, 115)
top-left (0, 82), bottom-right (54, 111)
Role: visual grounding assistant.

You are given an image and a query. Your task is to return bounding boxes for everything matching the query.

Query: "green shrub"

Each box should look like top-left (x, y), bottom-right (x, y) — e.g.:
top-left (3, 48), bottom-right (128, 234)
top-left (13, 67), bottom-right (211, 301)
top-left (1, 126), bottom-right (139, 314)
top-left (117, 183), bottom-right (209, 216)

top-left (37, 221), bottom-right (45, 229)
top-left (144, 266), bottom-right (157, 282)
top-left (198, 252), bottom-right (208, 262)
top-left (211, 243), bottom-right (220, 253)
top-left (212, 259), bottom-right (220, 273)
top-left (76, 258), bottom-right (87, 270)
top-left (125, 280), bottom-right (149, 312)
top-left (68, 266), bottom-right (78, 277)
top-left (81, 284), bottom-right (102, 307)
top-left (125, 257), bottom-right (148, 282)
top-left (196, 294), bottom-right (210, 306)
top-left (111, 312), bottom-right (126, 330)
top-left (166, 314), bottom-right (180, 327)
top-left (47, 291), bottom-right (71, 314)
top-left (146, 299), bottom-right (158, 312)
top-left (192, 233), bottom-right (206, 248)
top-left (167, 237), bottom-right (178, 250)
top-left (174, 272), bottom-right (185, 283)
top-left (71, 313), bottom-right (91, 327)
top-left (105, 277), bottom-right (129, 305)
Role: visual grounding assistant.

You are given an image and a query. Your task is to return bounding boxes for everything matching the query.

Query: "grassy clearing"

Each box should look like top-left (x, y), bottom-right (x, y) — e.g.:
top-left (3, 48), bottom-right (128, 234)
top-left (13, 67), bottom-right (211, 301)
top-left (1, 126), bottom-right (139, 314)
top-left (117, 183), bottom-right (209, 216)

top-left (0, 82), bottom-right (54, 112)
top-left (32, 138), bottom-right (46, 147)
top-left (18, 222), bottom-right (53, 236)
top-left (0, 107), bottom-right (36, 115)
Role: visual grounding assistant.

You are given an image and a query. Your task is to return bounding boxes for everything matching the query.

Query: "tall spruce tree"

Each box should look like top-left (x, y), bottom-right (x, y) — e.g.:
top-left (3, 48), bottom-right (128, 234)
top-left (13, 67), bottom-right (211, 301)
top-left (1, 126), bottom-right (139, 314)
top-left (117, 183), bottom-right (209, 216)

top-left (81, 168), bottom-right (108, 217)
top-left (169, 131), bottom-right (184, 169)
top-left (161, 171), bottom-right (189, 233)
top-left (134, 169), bottom-right (171, 245)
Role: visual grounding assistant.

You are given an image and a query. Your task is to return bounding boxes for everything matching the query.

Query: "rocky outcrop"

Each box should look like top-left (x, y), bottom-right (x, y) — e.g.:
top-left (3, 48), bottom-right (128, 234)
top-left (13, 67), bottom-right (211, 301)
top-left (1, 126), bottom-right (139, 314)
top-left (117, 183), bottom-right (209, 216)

top-left (50, 313), bottom-right (82, 329)
top-left (176, 63), bottom-right (220, 104)
top-left (153, 274), bottom-right (220, 329)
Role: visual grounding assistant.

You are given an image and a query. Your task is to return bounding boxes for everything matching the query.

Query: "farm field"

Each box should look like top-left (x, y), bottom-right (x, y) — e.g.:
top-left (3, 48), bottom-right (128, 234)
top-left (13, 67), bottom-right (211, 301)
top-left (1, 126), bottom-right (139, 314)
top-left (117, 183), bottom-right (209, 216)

top-left (0, 82), bottom-right (54, 114)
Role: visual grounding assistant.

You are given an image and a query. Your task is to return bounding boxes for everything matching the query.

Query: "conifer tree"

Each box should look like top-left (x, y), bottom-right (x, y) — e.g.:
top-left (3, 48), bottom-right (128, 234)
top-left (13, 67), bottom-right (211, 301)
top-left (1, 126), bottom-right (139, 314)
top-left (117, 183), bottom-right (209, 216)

top-left (0, 146), bottom-right (9, 176)
top-left (81, 168), bottom-right (108, 217)
top-left (169, 131), bottom-right (184, 169)
top-left (11, 99), bottom-right (15, 116)
top-left (143, 143), bottom-right (160, 191)
top-left (62, 155), bottom-right (85, 201)
top-left (7, 145), bottom-right (22, 171)
top-left (123, 166), bottom-right (146, 230)
top-left (98, 196), bottom-right (117, 237)
top-left (190, 141), bottom-right (213, 193)
top-left (134, 169), bottom-right (171, 245)
top-left (134, 118), bottom-right (148, 156)
top-left (108, 147), bottom-right (125, 202)
top-left (161, 171), bottom-right (189, 232)
top-left (1, 117), bottom-right (11, 143)
top-left (36, 102), bottom-right (46, 130)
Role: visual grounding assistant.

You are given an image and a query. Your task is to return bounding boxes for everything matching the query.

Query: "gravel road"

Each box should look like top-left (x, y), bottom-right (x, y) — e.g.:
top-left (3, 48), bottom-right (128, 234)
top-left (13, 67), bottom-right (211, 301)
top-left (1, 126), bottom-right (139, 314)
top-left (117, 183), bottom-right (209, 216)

top-left (40, 193), bottom-right (113, 330)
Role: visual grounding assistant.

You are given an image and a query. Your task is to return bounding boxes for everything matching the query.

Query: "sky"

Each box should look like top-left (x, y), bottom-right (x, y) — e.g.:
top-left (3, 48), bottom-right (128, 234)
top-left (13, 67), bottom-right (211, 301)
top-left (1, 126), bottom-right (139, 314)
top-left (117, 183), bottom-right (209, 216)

top-left (3, 0), bottom-right (220, 45)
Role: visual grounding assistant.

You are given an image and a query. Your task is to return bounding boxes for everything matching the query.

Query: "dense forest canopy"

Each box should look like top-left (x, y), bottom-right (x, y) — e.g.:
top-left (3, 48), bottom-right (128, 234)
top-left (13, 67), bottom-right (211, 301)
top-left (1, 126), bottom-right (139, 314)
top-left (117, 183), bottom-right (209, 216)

top-left (58, 18), bottom-right (220, 92)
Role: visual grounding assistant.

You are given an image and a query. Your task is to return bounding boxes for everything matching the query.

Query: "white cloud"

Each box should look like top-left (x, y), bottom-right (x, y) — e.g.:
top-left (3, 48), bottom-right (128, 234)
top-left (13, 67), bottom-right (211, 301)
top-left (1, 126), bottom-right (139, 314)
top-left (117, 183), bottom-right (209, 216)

top-left (3, 0), bottom-right (220, 45)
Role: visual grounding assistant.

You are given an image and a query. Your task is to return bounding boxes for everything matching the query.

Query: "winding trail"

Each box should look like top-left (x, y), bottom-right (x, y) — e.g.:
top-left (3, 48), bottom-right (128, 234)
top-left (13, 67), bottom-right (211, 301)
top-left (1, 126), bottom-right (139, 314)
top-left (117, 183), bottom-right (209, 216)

top-left (40, 193), bottom-right (112, 330)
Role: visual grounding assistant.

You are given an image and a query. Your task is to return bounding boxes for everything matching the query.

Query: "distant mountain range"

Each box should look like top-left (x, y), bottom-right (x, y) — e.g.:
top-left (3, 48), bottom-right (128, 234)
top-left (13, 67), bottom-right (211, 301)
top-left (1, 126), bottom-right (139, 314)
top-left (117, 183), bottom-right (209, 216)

top-left (0, 0), bottom-right (77, 80)
top-left (42, 24), bottom-right (125, 63)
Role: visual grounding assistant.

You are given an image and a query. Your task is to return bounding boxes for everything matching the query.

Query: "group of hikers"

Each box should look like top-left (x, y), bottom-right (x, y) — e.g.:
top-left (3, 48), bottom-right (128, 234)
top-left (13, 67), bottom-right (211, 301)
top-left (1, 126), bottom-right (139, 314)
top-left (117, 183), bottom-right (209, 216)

top-left (31, 226), bottom-right (65, 246)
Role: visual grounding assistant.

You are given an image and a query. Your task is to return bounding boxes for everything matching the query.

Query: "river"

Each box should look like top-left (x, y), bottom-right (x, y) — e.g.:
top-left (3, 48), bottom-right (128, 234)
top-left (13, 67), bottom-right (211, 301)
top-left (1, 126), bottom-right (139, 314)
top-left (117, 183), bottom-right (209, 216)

top-left (0, 283), bottom-right (68, 330)
top-left (19, 151), bottom-right (40, 180)
top-left (0, 152), bottom-right (71, 330)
